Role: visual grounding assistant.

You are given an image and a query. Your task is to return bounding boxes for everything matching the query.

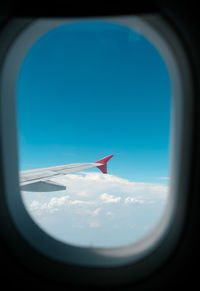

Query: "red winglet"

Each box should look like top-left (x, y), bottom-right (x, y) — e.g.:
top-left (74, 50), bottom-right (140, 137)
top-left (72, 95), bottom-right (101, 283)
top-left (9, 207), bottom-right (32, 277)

top-left (95, 155), bottom-right (114, 174)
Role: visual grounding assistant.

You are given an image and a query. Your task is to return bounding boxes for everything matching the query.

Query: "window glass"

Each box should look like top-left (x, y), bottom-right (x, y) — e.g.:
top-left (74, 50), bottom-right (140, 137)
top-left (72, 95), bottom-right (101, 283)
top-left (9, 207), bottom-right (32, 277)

top-left (17, 20), bottom-right (171, 247)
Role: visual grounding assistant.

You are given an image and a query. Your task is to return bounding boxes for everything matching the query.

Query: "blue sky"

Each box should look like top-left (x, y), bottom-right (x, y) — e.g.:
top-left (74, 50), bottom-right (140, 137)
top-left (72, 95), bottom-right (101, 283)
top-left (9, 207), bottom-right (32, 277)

top-left (17, 20), bottom-right (171, 183)
top-left (17, 20), bottom-right (171, 247)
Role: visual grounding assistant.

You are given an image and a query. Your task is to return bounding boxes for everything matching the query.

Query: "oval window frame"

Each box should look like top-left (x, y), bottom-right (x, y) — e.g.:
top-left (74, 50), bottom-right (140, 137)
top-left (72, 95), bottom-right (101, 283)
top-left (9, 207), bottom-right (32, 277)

top-left (0, 15), bottom-right (194, 285)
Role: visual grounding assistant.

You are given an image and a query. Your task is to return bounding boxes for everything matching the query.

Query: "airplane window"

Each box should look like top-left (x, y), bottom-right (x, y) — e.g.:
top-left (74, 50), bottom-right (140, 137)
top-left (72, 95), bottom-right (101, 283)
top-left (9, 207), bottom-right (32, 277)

top-left (16, 19), bottom-right (171, 248)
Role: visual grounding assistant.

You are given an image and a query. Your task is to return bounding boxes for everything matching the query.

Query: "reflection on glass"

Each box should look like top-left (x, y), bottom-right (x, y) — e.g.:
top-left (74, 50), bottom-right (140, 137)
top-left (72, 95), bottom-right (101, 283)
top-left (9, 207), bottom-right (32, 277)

top-left (17, 20), bottom-right (171, 247)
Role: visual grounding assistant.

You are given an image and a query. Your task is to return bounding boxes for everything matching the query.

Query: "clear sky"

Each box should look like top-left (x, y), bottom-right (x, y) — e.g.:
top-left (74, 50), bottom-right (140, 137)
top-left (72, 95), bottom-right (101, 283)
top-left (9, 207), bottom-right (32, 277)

top-left (17, 20), bottom-right (171, 247)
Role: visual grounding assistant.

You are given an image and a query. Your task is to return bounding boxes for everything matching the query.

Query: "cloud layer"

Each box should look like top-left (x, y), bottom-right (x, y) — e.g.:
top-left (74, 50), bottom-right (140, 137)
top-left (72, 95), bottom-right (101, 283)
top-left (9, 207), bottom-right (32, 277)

top-left (21, 172), bottom-right (169, 247)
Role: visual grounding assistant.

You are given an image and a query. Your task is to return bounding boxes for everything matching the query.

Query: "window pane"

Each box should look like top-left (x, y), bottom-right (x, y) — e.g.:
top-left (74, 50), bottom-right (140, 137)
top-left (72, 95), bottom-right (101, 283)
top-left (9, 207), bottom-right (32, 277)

top-left (17, 20), bottom-right (171, 247)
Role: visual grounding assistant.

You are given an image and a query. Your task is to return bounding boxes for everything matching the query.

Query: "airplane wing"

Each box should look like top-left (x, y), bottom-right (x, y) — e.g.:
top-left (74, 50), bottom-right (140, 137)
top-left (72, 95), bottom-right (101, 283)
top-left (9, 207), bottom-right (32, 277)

top-left (19, 155), bottom-right (114, 192)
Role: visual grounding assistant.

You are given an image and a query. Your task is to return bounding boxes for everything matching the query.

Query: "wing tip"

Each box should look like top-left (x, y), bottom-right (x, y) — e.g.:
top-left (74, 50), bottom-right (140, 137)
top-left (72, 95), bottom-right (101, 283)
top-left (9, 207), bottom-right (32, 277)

top-left (95, 155), bottom-right (114, 174)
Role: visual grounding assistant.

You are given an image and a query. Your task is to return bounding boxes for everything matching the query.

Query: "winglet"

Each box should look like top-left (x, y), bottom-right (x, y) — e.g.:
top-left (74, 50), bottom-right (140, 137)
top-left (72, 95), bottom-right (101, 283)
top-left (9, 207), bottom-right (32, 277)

top-left (95, 155), bottom-right (114, 174)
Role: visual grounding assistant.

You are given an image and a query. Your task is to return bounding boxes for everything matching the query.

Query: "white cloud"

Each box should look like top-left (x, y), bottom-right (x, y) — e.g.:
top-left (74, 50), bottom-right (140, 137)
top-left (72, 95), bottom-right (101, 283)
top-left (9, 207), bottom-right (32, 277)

top-left (21, 172), bottom-right (169, 247)
top-left (29, 195), bottom-right (70, 214)
top-left (77, 191), bottom-right (89, 197)
top-left (48, 195), bottom-right (70, 208)
top-left (50, 172), bottom-right (168, 199)
top-left (30, 200), bottom-right (41, 211)
top-left (23, 172), bottom-right (168, 216)
top-left (124, 196), bottom-right (144, 204)
top-left (100, 193), bottom-right (121, 203)
top-left (68, 199), bottom-right (94, 206)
